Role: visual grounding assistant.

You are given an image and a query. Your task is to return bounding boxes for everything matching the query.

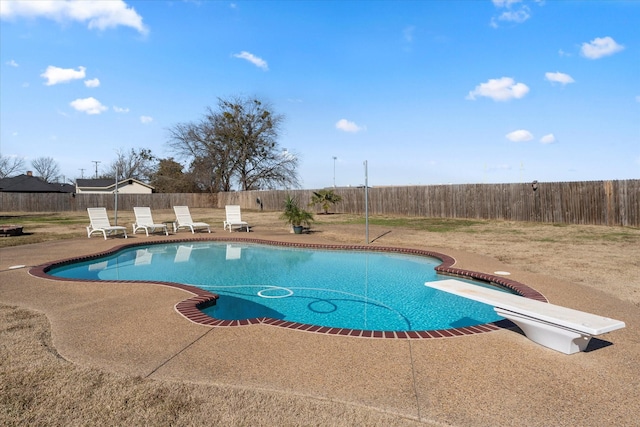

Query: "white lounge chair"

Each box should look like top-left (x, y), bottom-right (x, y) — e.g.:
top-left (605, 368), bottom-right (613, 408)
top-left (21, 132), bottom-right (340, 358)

top-left (132, 207), bottom-right (169, 236)
top-left (86, 207), bottom-right (128, 240)
top-left (425, 279), bottom-right (626, 354)
top-left (173, 206), bottom-right (211, 233)
top-left (223, 205), bottom-right (250, 232)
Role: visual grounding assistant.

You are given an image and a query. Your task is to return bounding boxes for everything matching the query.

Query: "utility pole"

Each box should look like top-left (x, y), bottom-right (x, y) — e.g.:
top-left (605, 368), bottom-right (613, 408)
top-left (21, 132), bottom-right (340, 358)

top-left (79, 168), bottom-right (85, 178)
top-left (91, 161), bottom-right (100, 179)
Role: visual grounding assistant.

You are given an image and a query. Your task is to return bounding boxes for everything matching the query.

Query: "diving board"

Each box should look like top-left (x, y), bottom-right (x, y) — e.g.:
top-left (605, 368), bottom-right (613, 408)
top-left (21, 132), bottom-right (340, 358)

top-left (425, 279), bottom-right (625, 354)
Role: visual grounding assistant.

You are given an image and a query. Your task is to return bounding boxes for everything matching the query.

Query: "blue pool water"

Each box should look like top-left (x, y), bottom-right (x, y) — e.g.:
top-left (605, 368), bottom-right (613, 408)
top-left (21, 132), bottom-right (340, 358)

top-left (49, 242), bottom-right (509, 331)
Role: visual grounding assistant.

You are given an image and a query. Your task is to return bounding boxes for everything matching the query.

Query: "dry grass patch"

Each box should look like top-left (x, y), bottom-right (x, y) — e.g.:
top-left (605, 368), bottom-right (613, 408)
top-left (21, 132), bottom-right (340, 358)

top-left (0, 304), bottom-right (425, 426)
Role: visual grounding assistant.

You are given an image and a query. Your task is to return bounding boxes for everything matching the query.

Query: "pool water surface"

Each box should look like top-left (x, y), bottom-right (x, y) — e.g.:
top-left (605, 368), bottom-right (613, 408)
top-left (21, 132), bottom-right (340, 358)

top-left (48, 241), bottom-right (513, 332)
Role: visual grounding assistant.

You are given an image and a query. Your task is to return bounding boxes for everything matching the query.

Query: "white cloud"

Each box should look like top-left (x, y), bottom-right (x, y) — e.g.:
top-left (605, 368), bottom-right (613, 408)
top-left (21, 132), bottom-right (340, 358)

top-left (233, 51), bottom-right (268, 71)
top-left (545, 71), bottom-right (574, 85)
top-left (581, 36), bottom-right (624, 59)
top-left (506, 129), bottom-right (534, 142)
top-left (113, 106), bottom-right (130, 113)
top-left (0, 0), bottom-right (148, 35)
top-left (540, 134), bottom-right (556, 144)
top-left (466, 77), bottom-right (529, 101)
top-left (84, 78), bottom-right (100, 88)
top-left (497, 8), bottom-right (530, 24)
top-left (140, 115), bottom-right (153, 124)
top-left (41, 65), bottom-right (86, 85)
top-left (403, 25), bottom-right (415, 43)
top-left (6, 59), bottom-right (19, 67)
top-left (490, 0), bottom-right (537, 28)
top-left (70, 97), bottom-right (107, 115)
top-left (335, 119), bottom-right (365, 133)
top-left (492, 0), bottom-right (523, 6)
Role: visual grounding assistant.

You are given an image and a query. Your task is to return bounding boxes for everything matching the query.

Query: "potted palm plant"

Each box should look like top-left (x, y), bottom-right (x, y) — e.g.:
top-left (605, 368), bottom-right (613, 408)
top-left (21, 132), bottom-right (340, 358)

top-left (280, 195), bottom-right (314, 234)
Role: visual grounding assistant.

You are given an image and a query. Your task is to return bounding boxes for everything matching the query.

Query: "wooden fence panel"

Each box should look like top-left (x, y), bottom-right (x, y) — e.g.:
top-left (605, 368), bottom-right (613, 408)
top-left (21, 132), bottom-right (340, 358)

top-left (0, 193), bottom-right (217, 213)
top-left (215, 180), bottom-right (639, 226)
top-left (1, 179), bottom-right (638, 226)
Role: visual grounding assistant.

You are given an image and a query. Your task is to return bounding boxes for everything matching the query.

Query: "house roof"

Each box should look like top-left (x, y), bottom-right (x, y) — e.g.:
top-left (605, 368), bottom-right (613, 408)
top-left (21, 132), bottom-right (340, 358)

top-left (0, 174), bottom-right (75, 193)
top-left (76, 179), bottom-right (117, 189)
top-left (76, 178), bottom-right (154, 191)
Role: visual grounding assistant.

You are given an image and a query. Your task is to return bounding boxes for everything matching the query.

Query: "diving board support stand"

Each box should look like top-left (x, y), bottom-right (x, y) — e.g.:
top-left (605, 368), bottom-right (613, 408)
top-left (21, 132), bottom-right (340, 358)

top-left (425, 279), bottom-right (625, 354)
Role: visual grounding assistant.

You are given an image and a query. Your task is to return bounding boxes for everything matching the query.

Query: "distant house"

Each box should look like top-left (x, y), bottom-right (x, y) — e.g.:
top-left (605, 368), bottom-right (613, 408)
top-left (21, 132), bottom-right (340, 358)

top-left (75, 178), bottom-right (154, 194)
top-left (0, 171), bottom-right (75, 193)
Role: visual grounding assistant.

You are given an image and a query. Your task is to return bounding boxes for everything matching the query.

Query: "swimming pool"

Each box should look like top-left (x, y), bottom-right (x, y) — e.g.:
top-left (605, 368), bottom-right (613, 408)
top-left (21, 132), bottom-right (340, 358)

top-left (47, 240), bottom-right (518, 332)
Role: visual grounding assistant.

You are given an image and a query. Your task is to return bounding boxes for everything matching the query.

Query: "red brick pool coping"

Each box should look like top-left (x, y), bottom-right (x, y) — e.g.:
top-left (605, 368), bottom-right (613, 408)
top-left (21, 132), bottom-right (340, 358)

top-left (30, 237), bottom-right (547, 339)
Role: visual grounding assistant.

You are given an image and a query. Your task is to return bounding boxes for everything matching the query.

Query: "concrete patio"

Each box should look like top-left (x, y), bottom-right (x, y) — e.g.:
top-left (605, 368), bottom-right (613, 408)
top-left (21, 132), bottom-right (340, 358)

top-left (1, 230), bottom-right (637, 426)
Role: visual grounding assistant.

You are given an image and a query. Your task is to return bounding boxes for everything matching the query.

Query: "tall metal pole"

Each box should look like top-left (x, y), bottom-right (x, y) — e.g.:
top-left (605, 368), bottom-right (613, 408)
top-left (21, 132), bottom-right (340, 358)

top-left (364, 160), bottom-right (369, 244)
top-left (332, 156), bottom-right (337, 187)
top-left (114, 166), bottom-right (119, 225)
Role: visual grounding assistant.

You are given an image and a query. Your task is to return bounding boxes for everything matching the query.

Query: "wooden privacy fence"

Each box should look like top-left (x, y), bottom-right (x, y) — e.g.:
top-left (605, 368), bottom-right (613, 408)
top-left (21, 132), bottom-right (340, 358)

top-left (1, 179), bottom-right (638, 226)
top-left (217, 180), bottom-right (639, 227)
top-left (0, 192), bottom-right (217, 212)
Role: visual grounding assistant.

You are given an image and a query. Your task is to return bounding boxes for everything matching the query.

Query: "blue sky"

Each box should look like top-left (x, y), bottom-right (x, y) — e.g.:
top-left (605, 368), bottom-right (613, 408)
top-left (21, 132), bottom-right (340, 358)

top-left (1, 0), bottom-right (638, 189)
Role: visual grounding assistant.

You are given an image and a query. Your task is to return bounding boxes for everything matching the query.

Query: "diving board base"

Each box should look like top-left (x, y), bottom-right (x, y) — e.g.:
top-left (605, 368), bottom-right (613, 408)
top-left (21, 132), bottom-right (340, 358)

top-left (494, 308), bottom-right (591, 354)
top-left (425, 279), bottom-right (625, 355)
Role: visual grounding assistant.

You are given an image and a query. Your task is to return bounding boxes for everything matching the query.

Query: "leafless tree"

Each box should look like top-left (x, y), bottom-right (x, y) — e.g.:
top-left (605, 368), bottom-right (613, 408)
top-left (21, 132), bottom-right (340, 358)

top-left (0, 154), bottom-right (25, 178)
top-left (31, 156), bottom-right (60, 183)
top-left (167, 95), bottom-right (300, 192)
top-left (104, 148), bottom-right (157, 181)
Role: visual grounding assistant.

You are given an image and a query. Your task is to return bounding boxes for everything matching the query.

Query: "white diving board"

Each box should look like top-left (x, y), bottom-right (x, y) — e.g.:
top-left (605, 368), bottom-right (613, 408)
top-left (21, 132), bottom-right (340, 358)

top-left (425, 279), bottom-right (626, 354)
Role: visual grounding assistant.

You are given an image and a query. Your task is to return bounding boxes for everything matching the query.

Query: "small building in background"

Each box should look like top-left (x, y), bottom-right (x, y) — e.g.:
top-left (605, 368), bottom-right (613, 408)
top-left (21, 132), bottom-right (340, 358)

top-left (75, 178), bottom-right (154, 194)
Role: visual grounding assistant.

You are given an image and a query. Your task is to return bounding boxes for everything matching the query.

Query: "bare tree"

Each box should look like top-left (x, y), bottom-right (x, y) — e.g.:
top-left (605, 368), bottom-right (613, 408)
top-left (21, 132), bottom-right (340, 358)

top-left (167, 120), bottom-right (231, 192)
top-left (31, 156), bottom-right (60, 183)
top-left (104, 148), bottom-right (157, 181)
top-left (167, 95), bottom-right (300, 192)
top-left (0, 154), bottom-right (25, 178)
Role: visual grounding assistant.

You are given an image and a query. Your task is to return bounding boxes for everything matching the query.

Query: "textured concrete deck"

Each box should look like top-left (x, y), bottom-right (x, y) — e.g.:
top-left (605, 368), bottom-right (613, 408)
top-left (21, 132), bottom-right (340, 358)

top-left (1, 231), bottom-right (637, 426)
